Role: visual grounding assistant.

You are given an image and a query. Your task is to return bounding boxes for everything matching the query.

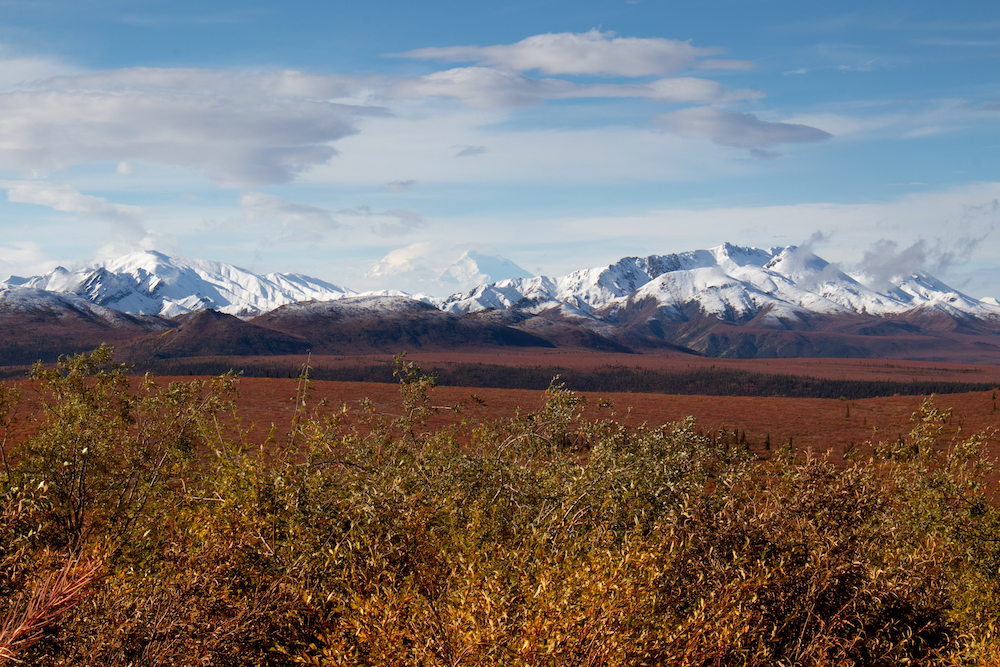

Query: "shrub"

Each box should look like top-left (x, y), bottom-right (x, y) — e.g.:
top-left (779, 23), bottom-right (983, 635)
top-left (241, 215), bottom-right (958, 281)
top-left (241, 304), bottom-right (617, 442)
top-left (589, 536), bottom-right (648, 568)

top-left (0, 349), bottom-right (998, 664)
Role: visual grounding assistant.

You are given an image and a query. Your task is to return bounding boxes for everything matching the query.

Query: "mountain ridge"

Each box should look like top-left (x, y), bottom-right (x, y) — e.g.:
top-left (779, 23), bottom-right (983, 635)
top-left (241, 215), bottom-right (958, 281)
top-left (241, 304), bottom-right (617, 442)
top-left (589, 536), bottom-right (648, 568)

top-left (4, 243), bottom-right (1000, 363)
top-left (7, 250), bottom-right (356, 318)
top-left (437, 243), bottom-right (1000, 324)
top-left (8, 244), bottom-right (997, 323)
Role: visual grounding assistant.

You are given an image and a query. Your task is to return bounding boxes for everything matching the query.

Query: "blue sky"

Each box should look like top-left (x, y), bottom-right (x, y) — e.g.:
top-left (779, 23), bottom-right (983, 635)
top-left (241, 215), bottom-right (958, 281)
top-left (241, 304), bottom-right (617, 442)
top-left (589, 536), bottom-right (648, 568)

top-left (0, 0), bottom-right (997, 296)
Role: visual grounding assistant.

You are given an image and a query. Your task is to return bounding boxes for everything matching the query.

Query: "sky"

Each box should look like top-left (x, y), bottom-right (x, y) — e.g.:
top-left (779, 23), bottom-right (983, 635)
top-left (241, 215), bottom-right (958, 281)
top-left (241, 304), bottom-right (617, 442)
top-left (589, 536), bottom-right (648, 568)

top-left (0, 0), bottom-right (998, 297)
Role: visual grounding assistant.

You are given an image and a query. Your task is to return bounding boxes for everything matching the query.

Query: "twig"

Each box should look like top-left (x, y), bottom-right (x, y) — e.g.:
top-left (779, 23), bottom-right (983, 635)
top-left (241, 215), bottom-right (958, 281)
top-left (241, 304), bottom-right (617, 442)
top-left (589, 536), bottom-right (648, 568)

top-left (0, 556), bottom-right (102, 664)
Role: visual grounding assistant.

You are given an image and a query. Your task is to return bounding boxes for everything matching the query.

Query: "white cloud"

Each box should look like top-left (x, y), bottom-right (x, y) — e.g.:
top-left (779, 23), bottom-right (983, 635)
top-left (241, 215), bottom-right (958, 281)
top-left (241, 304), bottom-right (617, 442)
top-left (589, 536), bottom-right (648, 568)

top-left (902, 125), bottom-right (952, 138)
top-left (0, 45), bottom-right (78, 90)
top-left (786, 98), bottom-right (996, 142)
top-left (0, 180), bottom-right (163, 259)
top-left (0, 241), bottom-right (51, 281)
top-left (363, 241), bottom-right (451, 293)
top-left (336, 206), bottom-right (426, 237)
top-left (655, 107), bottom-right (832, 148)
top-left (3, 181), bottom-right (146, 232)
top-left (816, 43), bottom-right (907, 73)
top-left (390, 67), bottom-right (761, 109)
top-left (853, 219), bottom-right (996, 292)
top-left (455, 145), bottom-right (487, 157)
top-left (44, 67), bottom-right (374, 101)
top-left (781, 111), bottom-right (904, 137)
top-left (0, 68), bottom-right (384, 187)
top-left (365, 241), bottom-right (439, 279)
top-left (392, 29), bottom-right (751, 77)
top-left (0, 38), bottom-right (767, 191)
top-left (853, 239), bottom-right (933, 291)
top-left (642, 77), bottom-right (761, 104)
top-left (392, 67), bottom-right (558, 108)
top-left (380, 179), bottom-right (417, 192)
top-left (240, 192), bottom-right (339, 242)
top-left (362, 241), bottom-right (525, 295)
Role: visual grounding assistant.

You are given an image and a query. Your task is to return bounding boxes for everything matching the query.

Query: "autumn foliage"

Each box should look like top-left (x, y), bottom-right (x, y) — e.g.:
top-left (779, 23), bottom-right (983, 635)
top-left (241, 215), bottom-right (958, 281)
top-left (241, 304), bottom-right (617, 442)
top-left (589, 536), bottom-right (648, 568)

top-left (1, 346), bottom-right (1000, 665)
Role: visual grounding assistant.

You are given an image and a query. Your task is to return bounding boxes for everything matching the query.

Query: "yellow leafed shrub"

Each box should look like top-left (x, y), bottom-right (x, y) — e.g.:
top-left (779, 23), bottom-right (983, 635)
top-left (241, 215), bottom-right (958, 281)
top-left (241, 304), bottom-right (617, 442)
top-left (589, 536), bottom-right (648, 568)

top-left (0, 349), bottom-right (998, 665)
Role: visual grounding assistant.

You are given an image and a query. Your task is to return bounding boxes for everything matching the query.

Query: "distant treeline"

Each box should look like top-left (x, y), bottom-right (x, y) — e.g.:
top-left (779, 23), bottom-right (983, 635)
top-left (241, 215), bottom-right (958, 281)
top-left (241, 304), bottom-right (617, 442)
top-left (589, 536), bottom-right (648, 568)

top-left (126, 357), bottom-right (1000, 400)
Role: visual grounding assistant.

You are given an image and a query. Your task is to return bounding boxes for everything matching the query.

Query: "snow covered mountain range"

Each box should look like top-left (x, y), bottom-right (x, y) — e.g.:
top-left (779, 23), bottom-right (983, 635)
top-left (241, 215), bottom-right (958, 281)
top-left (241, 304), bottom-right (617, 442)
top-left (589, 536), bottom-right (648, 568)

top-left (2, 244), bottom-right (997, 324)
top-left (3, 243), bottom-right (1000, 363)
top-left (4, 251), bottom-right (355, 317)
top-left (438, 243), bottom-right (1000, 322)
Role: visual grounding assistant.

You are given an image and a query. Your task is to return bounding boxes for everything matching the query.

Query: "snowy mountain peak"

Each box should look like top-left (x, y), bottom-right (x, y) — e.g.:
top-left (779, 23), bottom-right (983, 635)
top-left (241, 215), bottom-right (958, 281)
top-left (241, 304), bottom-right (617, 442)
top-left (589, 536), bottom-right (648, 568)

top-left (4, 244), bottom-right (999, 329)
top-left (763, 247), bottom-right (842, 284)
top-left (365, 246), bottom-right (533, 295)
top-left (440, 250), bottom-right (533, 290)
top-left (710, 242), bottom-right (781, 269)
top-left (7, 252), bottom-right (355, 318)
top-left (438, 243), bottom-right (1000, 324)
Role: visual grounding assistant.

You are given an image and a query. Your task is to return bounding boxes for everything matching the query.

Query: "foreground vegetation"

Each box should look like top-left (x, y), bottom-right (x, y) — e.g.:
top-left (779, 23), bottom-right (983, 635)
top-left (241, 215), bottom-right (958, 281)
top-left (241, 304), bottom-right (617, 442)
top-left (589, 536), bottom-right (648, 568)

top-left (2, 346), bottom-right (1000, 665)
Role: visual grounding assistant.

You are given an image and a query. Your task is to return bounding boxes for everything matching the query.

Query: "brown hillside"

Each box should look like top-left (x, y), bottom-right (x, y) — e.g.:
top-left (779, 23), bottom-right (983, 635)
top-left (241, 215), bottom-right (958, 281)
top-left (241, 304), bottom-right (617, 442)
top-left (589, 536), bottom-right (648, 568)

top-left (119, 308), bottom-right (312, 359)
top-left (251, 297), bottom-right (555, 354)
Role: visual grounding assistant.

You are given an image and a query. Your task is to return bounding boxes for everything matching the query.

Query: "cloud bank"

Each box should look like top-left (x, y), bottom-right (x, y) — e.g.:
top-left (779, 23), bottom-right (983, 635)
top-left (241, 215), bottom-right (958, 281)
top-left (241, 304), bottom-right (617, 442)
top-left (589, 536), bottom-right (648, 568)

top-left (0, 30), bottom-right (828, 192)
top-left (0, 69), bottom-right (385, 187)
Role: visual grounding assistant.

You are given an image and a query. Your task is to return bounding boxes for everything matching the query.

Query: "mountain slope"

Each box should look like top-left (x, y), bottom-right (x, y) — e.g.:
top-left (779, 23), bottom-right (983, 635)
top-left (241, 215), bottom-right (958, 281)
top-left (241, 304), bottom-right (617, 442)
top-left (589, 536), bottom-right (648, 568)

top-left (252, 295), bottom-right (555, 354)
top-left (0, 286), bottom-right (172, 365)
top-left (119, 309), bottom-right (313, 360)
